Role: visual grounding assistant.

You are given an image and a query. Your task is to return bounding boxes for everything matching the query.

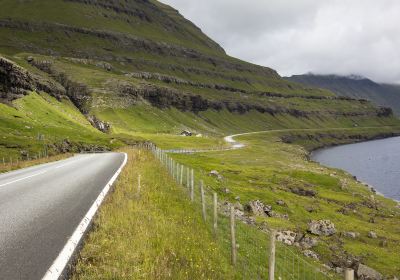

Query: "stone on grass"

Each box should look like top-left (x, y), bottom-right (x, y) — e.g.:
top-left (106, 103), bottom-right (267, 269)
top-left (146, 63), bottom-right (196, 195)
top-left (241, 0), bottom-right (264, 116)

top-left (209, 170), bottom-right (223, 180)
top-left (368, 231), bottom-right (377, 239)
top-left (276, 230), bottom-right (297, 245)
top-left (298, 236), bottom-right (318, 249)
top-left (303, 250), bottom-right (319, 260)
top-left (245, 200), bottom-right (272, 217)
top-left (276, 200), bottom-right (286, 206)
top-left (221, 188), bottom-right (230, 194)
top-left (308, 220), bottom-right (336, 236)
top-left (343, 232), bottom-right (360, 239)
top-left (357, 264), bottom-right (383, 280)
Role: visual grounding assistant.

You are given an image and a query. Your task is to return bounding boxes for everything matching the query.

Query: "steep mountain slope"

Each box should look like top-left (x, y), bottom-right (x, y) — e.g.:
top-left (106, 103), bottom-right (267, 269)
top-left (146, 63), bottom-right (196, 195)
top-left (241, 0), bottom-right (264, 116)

top-left (286, 74), bottom-right (400, 115)
top-left (0, 0), bottom-right (399, 156)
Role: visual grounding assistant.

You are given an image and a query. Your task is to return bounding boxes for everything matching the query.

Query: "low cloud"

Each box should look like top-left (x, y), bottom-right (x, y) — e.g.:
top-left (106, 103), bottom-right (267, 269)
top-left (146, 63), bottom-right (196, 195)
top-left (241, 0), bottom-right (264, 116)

top-left (160, 0), bottom-right (400, 83)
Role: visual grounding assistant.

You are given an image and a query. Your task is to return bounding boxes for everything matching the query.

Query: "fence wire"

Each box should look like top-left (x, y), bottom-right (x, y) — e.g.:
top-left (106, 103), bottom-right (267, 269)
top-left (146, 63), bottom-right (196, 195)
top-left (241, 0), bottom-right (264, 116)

top-left (143, 144), bottom-right (337, 280)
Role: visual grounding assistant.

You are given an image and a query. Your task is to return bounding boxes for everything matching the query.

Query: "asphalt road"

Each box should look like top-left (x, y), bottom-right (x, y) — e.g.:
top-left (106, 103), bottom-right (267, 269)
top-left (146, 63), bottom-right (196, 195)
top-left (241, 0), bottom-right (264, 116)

top-left (0, 153), bottom-right (126, 280)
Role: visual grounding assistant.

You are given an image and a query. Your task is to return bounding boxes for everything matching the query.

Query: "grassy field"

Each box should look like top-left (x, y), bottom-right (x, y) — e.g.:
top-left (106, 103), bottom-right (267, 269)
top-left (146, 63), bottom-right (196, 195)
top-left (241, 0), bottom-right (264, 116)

top-left (165, 128), bottom-right (400, 277)
top-left (72, 148), bottom-right (234, 279)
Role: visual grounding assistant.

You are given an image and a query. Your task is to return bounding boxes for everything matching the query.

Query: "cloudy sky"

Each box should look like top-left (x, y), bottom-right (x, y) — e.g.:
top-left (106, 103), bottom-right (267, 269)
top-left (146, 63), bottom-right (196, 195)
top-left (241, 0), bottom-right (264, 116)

top-left (160, 0), bottom-right (400, 84)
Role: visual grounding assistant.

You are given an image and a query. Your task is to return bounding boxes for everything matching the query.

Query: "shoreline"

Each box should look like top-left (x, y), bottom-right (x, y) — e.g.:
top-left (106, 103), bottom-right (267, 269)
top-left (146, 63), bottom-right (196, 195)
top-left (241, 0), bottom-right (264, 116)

top-left (311, 140), bottom-right (400, 204)
top-left (227, 131), bottom-right (400, 204)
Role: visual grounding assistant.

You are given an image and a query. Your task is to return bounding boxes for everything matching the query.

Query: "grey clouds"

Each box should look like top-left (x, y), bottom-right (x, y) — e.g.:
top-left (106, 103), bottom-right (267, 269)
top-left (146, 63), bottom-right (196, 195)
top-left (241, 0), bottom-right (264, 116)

top-left (159, 0), bottom-right (400, 84)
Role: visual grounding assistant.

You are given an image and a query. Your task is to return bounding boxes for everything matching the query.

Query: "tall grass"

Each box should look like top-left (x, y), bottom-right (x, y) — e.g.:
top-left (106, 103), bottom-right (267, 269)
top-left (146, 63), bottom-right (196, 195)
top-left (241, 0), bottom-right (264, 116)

top-left (72, 148), bottom-right (233, 279)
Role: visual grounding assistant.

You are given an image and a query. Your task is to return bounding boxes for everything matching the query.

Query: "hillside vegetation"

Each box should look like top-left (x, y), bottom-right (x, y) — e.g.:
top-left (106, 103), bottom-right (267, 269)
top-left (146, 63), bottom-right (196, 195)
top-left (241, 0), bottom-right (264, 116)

top-left (0, 0), bottom-right (399, 278)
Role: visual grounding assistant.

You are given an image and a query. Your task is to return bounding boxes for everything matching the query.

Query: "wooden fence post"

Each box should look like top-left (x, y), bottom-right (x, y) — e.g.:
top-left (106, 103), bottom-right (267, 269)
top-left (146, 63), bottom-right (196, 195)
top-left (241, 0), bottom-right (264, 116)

top-left (200, 180), bottom-right (206, 222)
top-left (230, 206), bottom-right (237, 266)
top-left (344, 268), bottom-right (354, 280)
top-left (190, 169), bottom-right (194, 201)
top-left (213, 192), bottom-right (218, 237)
top-left (177, 163), bottom-right (180, 182)
top-left (186, 167), bottom-right (190, 188)
top-left (180, 165), bottom-right (184, 185)
top-left (268, 230), bottom-right (276, 280)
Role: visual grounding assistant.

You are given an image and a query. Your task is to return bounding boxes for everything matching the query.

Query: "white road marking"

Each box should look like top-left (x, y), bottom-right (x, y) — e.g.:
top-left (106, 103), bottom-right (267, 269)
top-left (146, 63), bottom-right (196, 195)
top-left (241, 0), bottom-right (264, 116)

top-left (42, 153), bottom-right (128, 280)
top-left (0, 170), bottom-right (48, 187)
top-left (54, 157), bottom-right (86, 169)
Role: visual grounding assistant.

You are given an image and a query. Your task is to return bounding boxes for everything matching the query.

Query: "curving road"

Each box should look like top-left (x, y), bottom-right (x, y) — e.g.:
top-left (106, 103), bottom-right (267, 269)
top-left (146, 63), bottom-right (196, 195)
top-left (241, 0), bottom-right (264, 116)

top-left (0, 153), bottom-right (126, 280)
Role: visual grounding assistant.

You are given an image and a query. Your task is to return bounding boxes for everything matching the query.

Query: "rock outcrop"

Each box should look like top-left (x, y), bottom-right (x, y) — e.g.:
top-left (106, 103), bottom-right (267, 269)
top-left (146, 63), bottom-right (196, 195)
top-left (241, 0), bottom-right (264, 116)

top-left (308, 220), bottom-right (336, 236)
top-left (0, 57), bottom-right (64, 103)
top-left (276, 230), bottom-right (297, 245)
top-left (357, 264), bottom-right (383, 280)
top-left (87, 115), bottom-right (111, 133)
top-left (245, 200), bottom-right (272, 217)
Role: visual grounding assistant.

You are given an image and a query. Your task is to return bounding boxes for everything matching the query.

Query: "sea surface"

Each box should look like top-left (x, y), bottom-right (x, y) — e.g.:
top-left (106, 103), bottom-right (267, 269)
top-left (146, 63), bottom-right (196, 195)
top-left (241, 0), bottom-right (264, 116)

top-left (311, 136), bottom-right (400, 201)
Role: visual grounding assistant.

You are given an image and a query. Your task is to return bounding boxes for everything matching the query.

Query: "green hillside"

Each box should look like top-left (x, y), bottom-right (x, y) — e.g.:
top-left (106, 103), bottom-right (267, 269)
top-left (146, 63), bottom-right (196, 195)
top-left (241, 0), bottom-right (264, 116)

top-left (0, 0), bottom-right (399, 278)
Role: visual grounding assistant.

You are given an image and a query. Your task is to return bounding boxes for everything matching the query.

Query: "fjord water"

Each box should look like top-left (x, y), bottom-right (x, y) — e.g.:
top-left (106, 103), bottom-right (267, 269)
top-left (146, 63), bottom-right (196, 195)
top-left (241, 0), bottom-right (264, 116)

top-left (312, 136), bottom-right (400, 201)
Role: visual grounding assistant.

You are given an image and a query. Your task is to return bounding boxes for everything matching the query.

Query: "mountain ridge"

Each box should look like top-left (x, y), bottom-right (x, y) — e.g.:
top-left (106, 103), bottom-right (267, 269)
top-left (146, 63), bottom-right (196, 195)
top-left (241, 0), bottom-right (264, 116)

top-left (286, 73), bottom-right (400, 115)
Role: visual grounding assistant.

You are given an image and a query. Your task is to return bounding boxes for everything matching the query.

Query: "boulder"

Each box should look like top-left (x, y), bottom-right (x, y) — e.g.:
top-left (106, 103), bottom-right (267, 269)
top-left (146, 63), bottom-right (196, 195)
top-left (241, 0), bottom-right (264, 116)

top-left (357, 264), bottom-right (383, 280)
top-left (234, 202), bottom-right (244, 212)
top-left (290, 187), bottom-right (317, 197)
top-left (299, 236), bottom-right (318, 249)
top-left (268, 211), bottom-right (289, 219)
top-left (303, 250), bottom-right (319, 260)
top-left (368, 231), bottom-right (377, 239)
top-left (209, 170), bottom-right (223, 180)
top-left (276, 230), bottom-right (297, 245)
top-left (308, 220), bottom-right (336, 236)
top-left (276, 199), bottom-right (286, 206)
top-left (335, 267), bottom-right (344, 274)
top-left (305, 205), bottom-right (318, 213)
top-left (221, 188), bottom-right (230, 194)
top-left (343, 232), bottom-right (360, 239)
top-left (245, 200), bottom-right (272, 217)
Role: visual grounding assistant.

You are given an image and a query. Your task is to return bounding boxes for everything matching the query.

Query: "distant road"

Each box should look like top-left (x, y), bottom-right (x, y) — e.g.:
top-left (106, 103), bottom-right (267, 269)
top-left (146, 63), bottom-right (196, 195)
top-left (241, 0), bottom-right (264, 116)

top-left (0, 153), bottom-right (126, 280)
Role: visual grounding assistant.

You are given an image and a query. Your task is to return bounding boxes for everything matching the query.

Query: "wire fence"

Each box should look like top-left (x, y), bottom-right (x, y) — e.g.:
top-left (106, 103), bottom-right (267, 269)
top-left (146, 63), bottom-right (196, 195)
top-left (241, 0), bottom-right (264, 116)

top-left (1, 149), bottom-right (49, 170)
top-left (139, 143), bottom-right (348, 280)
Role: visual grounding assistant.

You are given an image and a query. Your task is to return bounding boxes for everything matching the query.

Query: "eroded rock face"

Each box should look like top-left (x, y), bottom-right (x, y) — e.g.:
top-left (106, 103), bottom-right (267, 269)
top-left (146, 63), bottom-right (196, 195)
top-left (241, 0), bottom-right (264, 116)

top-left (87, 115), bottom-right (111, 133)
top-left (0, 57), bottom-right (64, 103)
top-left (308, 220), bottom-right (336, 236)
top-left (357, 264), bottom-right (383, 280)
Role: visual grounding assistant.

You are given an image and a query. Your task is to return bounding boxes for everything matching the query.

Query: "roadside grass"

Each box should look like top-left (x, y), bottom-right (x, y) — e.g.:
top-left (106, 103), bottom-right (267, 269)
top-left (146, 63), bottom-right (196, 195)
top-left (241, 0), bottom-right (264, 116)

top-left (0, 153), bottom-right (72, 174)
top-left (72, 148), bottom-right (233, 279)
